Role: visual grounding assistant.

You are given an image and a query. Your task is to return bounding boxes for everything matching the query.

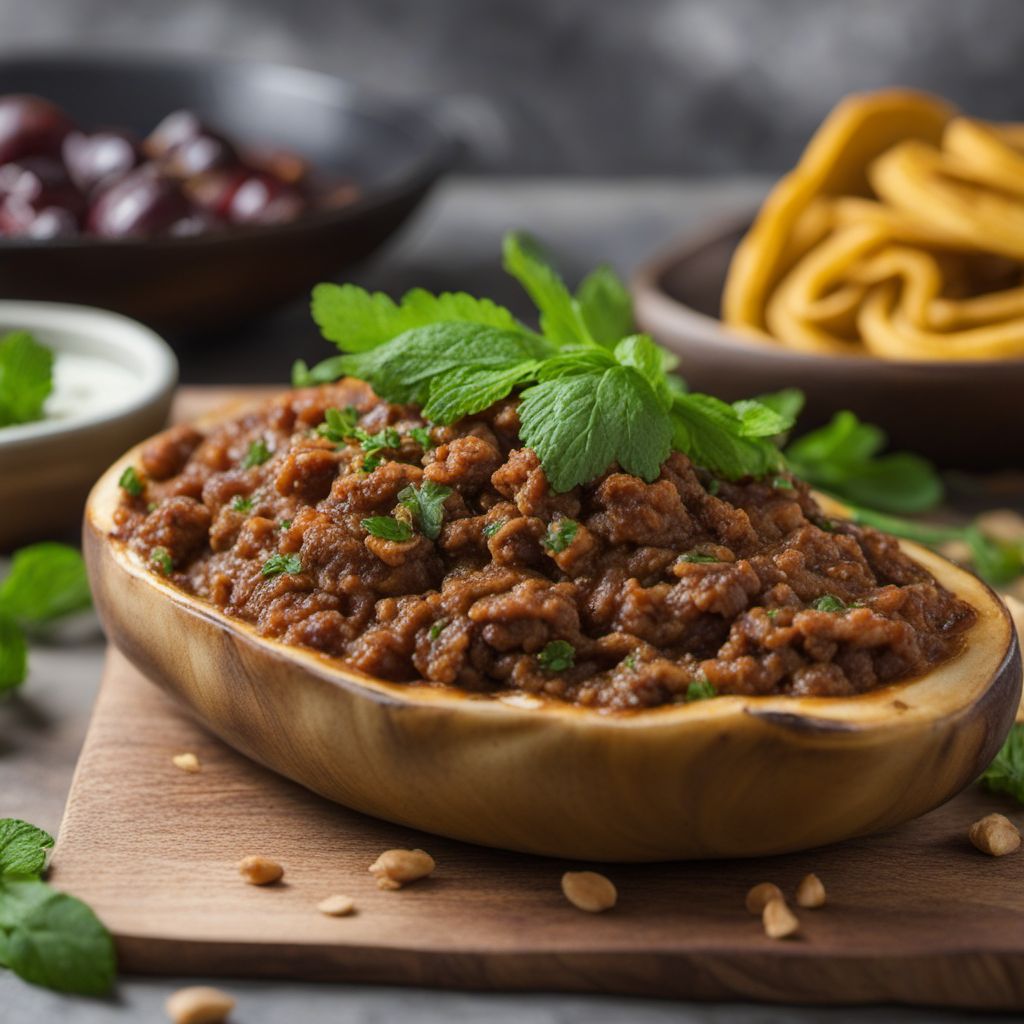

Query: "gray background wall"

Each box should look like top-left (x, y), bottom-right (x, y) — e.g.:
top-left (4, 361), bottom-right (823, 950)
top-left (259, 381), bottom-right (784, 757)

top-left (0, 0), bottom-right (1021, 176)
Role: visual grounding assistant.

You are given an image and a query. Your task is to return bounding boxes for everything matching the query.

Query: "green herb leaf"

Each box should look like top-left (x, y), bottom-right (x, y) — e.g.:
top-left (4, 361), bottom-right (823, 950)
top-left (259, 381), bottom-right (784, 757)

top-left (118, 466), bottom-right (143, 498)
top-left (576, 265), bottom-right (633, 347)
top-left (361, 517), bottom-right (414, 542)
top-left (0, 332), bottom-right (53, 428)
top-left (785, 411), bottom-right (942, 515)
top-left (622, 653), bottom-right (638, 671)
top-left (811, 595), bottom-right (848, 613)
top-left (409, 427), bottom-right (432, 449)
top-left (733, 397), bottom-right (798, 438)
top-left (316, 406), bottom-right (359, 443)
top-left (614, 334), bottom-right (673, 408)
top-left (398, 481), bottom-right (452, 541)
top-left (353, 426), bottom-right (401, 455)
top-left (538, 639), bottom-right (575, 673)
top-left (685, 678), bottom-right (716, 701)
top-left (291, 355), bottom-right (348, 387)
top-left (981, 723), bottom-right (1024, 804)
top-left (965, 526), bottom-right (1024, 587)
top-left (313, 283), bottom-right (521, 353)
top-left (231, 496), bottom-right (254, 514)
top-left (483, 519), bottom-right (506, 539)
top-left (361, 454), bottom-right (383, 473)
top-left (0, 543), bottom-right (90, 624)
top-left (519, 366), bottom-right (671, 492)
top-left (754, 388), bottom-right (805, 424)
top-left (0, 820), bottom-right (53, 879)
top-left (261, 553), bottom-right (302, 577)
top-left (502, 232), bottom-right (593, 347)
top-left (678, 551), bottom-right (719, 564)
top-left (150, 547), bottom-right (173, 576)
top-left (0, 877), bottom-right (116, 995)
top-left (772, 476), bottom-right (794, 490)
top-left (423, 361), bottom-right (539, 424)
top-left (428, 618), bottom-right (448, 642)
top-left (0, 615), bottom-right (28, 693)
top-left (542, 517), bottom-right (579, 553)
top-left (340, 324), bottom-right (548, 412)
top-left (242, 439), bottom-right (272, 469)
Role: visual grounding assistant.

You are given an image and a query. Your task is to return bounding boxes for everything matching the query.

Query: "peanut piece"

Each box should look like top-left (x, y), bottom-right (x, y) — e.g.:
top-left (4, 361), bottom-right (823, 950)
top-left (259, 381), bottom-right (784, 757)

top-left (745, 881), bottom-right (783, 915)
top-left (561, 871), bottom-right (617, 913)
top-left (165, 985), bottom-right (235, 1024)
top-left (369, 848), bottom-right (435, 890)
top-left (795, 873), bottom-right (826, 908)
top-left (969, 813), bottom-right (1021, 857)
top-left (317, 894), bottom-right (356, 917)
top-left (172, 752), bottom-right (201, 774)
top-left (762, 897), bottom-right (799, 939)
top-left (238, 855), bottom-right (284, 885)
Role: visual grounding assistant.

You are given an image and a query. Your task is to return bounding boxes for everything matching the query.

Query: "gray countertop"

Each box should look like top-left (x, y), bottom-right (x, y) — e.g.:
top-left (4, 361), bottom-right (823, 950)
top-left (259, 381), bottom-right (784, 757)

top-left (0, 177), bottom-right (1004, 1023)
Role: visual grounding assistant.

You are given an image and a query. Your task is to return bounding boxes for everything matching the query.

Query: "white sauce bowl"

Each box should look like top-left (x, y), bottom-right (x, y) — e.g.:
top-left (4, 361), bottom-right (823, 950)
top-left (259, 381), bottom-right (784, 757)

top-left (0, 302), bottom-right (177, 549)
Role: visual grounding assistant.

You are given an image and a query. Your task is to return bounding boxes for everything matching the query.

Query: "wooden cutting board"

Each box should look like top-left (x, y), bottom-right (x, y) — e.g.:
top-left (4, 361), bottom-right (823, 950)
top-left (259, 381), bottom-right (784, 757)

top-left (50, 648), bottom-right (1024, 1009)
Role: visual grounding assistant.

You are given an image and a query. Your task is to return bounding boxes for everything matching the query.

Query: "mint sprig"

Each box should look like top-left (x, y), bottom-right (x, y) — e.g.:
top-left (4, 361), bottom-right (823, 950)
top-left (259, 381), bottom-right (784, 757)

top-left (0, 332), bottom-right (53, 428)
top-left (0, 819), bottom-right (116, 995)
top-left (981, 724), bottom-right (1024, 804)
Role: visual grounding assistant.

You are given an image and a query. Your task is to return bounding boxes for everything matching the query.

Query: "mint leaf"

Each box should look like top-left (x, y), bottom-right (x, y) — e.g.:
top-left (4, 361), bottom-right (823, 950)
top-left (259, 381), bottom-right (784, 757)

top-left (576, 265), bottom-right (633, 347)
top-left (614, 334), bottom-right (672, 408)
top-left (733, 397), bottom-right (798, 438)
top-left (502, 232), bottom-right (593, 347)
top-left (536, 348), bottom-right (616, 381)
top-left (361, 516), bottom-right (413, 542)
top-left (398, 481), bottom-right (452, 541)
top-left (671, 393), bottom-right (784, 479)
top-left (519, 366), bottom-right (671, 492)
top-left (0, 544), bottom-right (90, 624)
top-left (292, 355), bottom-right (348, 387)
top-left (0, 332), bottom-right (53, 427)
top-left (0, 615), bottom-right (27, 693)
top-left (755, 388), bottom-right (805, 424)
top-left (0, 821), bottom-right (53, 879)
top-left (424, 361), bottom-right (538, 423)
top-left (981, 723), bottom-right (1024, 804)
top-left (313, 283), bottom-right (520, 353)
top-left (786, 411), bottom-right (942, 515)
top-left (316, 406), bottom-right (359, 443)
top-left (340, 323), bottom-right (549, 409)
top-left (0, 878), bottom-right (116, 996)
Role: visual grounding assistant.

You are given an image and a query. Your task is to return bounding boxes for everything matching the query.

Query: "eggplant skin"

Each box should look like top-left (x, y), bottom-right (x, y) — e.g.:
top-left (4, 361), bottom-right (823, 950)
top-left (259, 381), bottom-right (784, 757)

top-left (84, 449), bottom-right (1022, 862)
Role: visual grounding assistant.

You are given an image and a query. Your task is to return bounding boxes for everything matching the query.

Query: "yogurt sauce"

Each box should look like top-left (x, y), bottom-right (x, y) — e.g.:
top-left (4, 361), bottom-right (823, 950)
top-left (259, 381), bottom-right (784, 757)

top-left (44, 350), bottom-right (140, 425)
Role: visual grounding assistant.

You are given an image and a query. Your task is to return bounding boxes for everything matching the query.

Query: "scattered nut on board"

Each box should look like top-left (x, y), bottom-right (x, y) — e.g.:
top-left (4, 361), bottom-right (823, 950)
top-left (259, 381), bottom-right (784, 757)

top-left (795, 873), bottom-right (826, 908)
top-left (369, 848), bottom-right (435, 890)
top-left (969, 813), bottom-right (1021, 857)
top-left (561, 871), bottom-right (617, 913)
top-left (171, 752), bottom-right (201, 774)
top-left (165, 985), bottom-right (235, 1024)
top-left (745, 881), bottom-right (783, 915)
top-left (317, 894), bottom-right (356, 917)
top-left (238, 855), bottom-right (285, 885)
top-left (762, 897), bottom-right (800, 939)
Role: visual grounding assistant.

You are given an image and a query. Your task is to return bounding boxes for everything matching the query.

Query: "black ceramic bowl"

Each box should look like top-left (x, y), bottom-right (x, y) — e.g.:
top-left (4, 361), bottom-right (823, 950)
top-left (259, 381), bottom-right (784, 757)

top-left (0, 54), bottom-right (456, 331)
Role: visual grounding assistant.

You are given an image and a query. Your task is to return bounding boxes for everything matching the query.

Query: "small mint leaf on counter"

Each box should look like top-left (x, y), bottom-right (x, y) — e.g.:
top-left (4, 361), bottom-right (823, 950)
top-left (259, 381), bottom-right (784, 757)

top-left (0, 820), bottom-right (53, 879)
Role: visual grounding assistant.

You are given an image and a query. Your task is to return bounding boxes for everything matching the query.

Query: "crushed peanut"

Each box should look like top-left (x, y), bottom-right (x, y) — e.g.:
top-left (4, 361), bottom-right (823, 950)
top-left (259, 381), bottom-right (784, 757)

top-left (561, 871), bottom-right (617, 913)
top-left (762, 897), bottom-right (800, 939)
top-left (969, 813), bottom-right (1021, 857)
top-left (238, 855), bottom-right (284, 885)
top-left (171, 752), bottom-right (201, 774)
top-left (317, 894), bottom-right (356, 917)
top-left (369, 848), bottom-right (435, 890)
top-left (165, 985), bottom-right (235, 1024)
top-left (795, 873), bottom-right (826, 908)
top-left (745, 881), bottom-right (783, 915)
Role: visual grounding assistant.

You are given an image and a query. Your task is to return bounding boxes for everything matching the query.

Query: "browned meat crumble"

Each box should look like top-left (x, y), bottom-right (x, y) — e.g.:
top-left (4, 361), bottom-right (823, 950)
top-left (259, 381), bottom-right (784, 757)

top-left (112, 382), bottom-right (976, 709)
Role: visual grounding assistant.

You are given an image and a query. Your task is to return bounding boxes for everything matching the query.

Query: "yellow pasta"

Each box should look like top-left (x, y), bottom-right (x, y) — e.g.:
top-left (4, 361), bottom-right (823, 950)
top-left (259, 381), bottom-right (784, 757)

top-left (722, 89), bottom-right (1024, 361)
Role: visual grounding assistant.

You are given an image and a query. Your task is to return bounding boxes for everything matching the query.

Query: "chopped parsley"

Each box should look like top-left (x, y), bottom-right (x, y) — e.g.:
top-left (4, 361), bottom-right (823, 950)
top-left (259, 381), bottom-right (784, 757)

top-left (316, 406), bottom-right (359, 443)
top-left (262, 553), bottom-right (302, 577)
top-left (150, 547), bottom-right (173, 575)
top-left (118, 466), bottom-right (144, 498)
top-left (483, 519), bottom-right (506, 540)
top-left (678, 550), bottom-right (719, 564)
top-left (279, 519), bottom-right (292, 531)
top-left (231, 496), bottom-right (254, 514)
top-left (772, 475), bottom-right (794, 490)
top-left (622, 653), bottom-right (638, 671)
top-left (242, 439), bottom-right (272, 469)
top-left (428, 618), bottom-right (449, 642)
top-left (361, 453), bottom-right (383, 473)
top-left (811, 595), bottom-right (848, 613)
top-left (361, 516), bottom-right (414, 542)
top-left (398, 480), bottom-right (452, 541)
top-left (354, 426), bottom-right (401, 455)
top-left (542, 517), bottom-right (579, 553)
top-left (685, 678), bottom-right (716, 701)
top-left (538, 639), bottom-right (575, 673)
top-left (410, 426), bottom-right (433, 449)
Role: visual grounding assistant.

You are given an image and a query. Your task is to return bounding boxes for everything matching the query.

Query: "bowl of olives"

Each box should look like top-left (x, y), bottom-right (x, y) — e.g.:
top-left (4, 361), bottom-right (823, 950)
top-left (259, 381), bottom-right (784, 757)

top-left (0, 55), bottom-right (456, 331)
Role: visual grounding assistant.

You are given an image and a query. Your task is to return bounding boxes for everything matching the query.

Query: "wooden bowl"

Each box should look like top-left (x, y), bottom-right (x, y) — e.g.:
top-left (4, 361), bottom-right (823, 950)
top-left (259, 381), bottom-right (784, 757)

top-left (83, 414), bottom-right (1021, 862)
top-left (632, 219), bottom-right (1024, 470)
top-left (0, 54), bottom-right (456, 333)
top-left (0, 301), bottom-right (175, 550)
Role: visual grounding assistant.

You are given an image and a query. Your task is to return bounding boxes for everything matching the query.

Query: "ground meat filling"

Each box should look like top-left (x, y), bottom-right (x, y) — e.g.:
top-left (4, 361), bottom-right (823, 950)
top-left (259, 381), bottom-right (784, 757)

top-left (114, 383), bottom-right (976, 709)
